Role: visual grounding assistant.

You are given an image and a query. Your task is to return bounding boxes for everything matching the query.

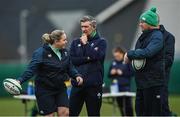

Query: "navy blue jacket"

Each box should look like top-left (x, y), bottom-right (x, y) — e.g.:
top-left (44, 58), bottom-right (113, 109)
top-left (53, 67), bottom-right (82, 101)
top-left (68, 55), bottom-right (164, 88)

top-left (159, 25), bottom-right (175, 86)
top-left (18, 44), bottom-right (80, 94)
top-left (127, 29), bottom-right (164, 89)
top-left (108, 60), bottom-right (134, 91)
top-left (70, 32), bottom-right (107, 86)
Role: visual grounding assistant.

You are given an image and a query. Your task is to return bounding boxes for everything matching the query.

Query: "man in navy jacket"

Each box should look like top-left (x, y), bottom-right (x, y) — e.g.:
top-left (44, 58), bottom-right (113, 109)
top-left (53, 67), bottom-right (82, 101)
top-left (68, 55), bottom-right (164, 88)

top-left (69, 16), bottom-right (107, 116)
top-left (159, 24), bottom-right (175, 115)
top-left (124, 7), bottom-right (165, 115)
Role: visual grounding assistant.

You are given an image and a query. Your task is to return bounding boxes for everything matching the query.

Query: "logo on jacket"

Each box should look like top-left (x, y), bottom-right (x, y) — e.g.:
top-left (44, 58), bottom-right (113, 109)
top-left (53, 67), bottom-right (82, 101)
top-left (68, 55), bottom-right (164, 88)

top-left (97, 93), bottom-right (102, 99)
top-left (112, 61), bottom-right (117, 66)
top-left (91, 43), bottom-right (94, 47)
top-left (78, 44), bottom-right (81, 47)
top-left (48, 54), bottom-right (52, 58)
top-left (94, 47), bottom-right (98, 51)
top-left (40, 110), bottom-right (44, 114)
top-left (64, 52), bottom-right (68, 56)
top-left (156, 95), bottom-right (161, 99)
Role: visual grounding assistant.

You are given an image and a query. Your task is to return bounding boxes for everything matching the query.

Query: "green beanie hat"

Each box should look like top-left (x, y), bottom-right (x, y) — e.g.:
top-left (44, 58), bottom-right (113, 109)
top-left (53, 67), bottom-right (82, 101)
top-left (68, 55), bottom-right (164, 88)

top-left (140, 7), bottom-right (158, 26)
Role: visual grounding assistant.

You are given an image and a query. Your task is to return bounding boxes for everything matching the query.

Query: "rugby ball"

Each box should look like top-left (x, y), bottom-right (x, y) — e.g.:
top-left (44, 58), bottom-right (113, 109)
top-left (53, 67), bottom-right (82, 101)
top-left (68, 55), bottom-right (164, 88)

top-left (3, 78), bottom-right (22, 95)
top-left (132, 59), bottom-right (146, 71)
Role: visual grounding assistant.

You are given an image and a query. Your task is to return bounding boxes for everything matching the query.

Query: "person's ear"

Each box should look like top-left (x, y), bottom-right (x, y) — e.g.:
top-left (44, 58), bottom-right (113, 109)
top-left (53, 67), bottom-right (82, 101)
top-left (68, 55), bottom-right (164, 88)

top-left (92, 25), bottom-right (96, 30)
top-left (54, 39), bottom-right (60, 44)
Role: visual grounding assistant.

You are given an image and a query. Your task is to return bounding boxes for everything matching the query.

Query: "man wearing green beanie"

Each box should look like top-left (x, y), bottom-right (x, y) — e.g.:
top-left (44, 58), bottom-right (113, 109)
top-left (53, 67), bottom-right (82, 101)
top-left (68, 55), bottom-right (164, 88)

top-left (124, 7), bottom-right (165, 115)
top-left (140, 7), bottom-right (158, 27)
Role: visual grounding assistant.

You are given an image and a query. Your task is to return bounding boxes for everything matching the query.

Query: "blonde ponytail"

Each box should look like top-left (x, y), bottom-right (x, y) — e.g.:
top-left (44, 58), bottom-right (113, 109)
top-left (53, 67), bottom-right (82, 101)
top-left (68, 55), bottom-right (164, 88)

top-left (42, 33), bottom-right (53, 44)
top-left (42, 30), bottom-right (65, 44)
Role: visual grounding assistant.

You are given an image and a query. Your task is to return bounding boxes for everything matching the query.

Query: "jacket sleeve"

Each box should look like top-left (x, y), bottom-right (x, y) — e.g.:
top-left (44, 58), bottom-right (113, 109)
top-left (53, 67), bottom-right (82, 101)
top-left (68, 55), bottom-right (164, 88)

top-left (85, 39), bottom-right (107, 61)
top-left (68, 57), bottom-right (82, 79)
top-left (127, 32), bottom-right (163, 59)
top-left (70, 40), bottom-right (90, 66)
top-left (108, 62), bottom-right (115, 79)
top-left (18, 49), bottom-right (42, 84)
top-left (165, 34), bottom-right (175, 68)
top-left (121, 63), bottom-right (134, 78)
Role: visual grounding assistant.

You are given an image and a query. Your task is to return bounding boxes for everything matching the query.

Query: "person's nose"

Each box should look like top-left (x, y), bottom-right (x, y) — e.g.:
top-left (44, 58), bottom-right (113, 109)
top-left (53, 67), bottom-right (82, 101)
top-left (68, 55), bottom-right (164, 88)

top-left (81, 27), bottom-right (86, 32)
top-left (139, 22), bottom-right (142, 26)
top-left (65, 40), bottom-right (68, 44)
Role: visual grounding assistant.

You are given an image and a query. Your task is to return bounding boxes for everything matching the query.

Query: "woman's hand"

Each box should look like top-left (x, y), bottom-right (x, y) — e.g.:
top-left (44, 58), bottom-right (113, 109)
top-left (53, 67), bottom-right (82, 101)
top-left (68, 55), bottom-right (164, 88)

top-left (76, 76), bottom-right (83, 86)
top-left (16, 79), bottom-right (21, 84)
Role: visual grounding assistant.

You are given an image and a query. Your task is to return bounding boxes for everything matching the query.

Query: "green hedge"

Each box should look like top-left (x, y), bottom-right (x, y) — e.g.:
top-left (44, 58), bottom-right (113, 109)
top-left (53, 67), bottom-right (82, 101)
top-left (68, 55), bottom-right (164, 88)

top-left (0, 63), bottom-right (27, 97)
top-left (0, 60), bottom-right (180, 97)
top-left (104, 60), bottom-right (180, 94)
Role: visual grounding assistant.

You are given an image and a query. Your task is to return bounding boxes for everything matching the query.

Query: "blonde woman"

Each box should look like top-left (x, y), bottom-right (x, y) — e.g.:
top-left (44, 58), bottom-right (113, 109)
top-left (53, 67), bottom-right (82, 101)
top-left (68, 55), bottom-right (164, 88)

top-left (17, 30), bottom-right (83, 116)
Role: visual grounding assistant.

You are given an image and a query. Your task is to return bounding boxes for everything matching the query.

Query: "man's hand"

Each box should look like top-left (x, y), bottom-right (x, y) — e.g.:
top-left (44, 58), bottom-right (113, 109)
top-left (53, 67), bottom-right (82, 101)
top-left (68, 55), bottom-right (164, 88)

top-left (76, 76), bottom-right (83, 86)
top-left (124, 52), bottom-right (130, 64)
top-left (80, 33), bottom-right (88, 45)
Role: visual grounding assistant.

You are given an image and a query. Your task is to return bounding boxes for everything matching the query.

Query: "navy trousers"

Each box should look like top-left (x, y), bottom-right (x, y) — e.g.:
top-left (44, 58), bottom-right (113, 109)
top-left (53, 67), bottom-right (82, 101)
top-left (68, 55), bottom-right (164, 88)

top-left (116, 96), bottom-right (134, 116)
top-left (69, 85), bottom-right (102, 116)
top-left (135, 86), bottom-right (164, 116)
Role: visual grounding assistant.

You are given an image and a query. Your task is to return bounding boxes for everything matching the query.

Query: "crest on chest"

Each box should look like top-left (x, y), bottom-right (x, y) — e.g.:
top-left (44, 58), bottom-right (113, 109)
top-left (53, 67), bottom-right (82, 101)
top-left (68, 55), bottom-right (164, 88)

top-left (48, 54), bottom-right (52, 58)
top-left (112, 61), bottom-right (117, 66)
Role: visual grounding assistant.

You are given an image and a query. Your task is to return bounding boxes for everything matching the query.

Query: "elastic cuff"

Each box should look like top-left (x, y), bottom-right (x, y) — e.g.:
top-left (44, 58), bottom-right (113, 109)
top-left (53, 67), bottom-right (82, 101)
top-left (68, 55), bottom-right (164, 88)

top-left (75, 74), bottom-right (82, 78)
top-left (127, 50), bottom-right (134, 59)
top-left (17, 78), bottom-right (23, 84)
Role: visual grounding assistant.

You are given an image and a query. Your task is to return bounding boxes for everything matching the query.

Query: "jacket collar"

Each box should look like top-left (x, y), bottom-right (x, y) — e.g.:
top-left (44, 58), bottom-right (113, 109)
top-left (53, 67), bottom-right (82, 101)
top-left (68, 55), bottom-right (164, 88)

top-left (159, 25), bottom-right (166, 33)
top-left (115, 59), bottom-right (123, 63)
top-left (43, 44), bottom-right (65, 53)
top-left (139, 29), bottom-right (160, 41)
top-left (88, 31), bottom-right (100, 41)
